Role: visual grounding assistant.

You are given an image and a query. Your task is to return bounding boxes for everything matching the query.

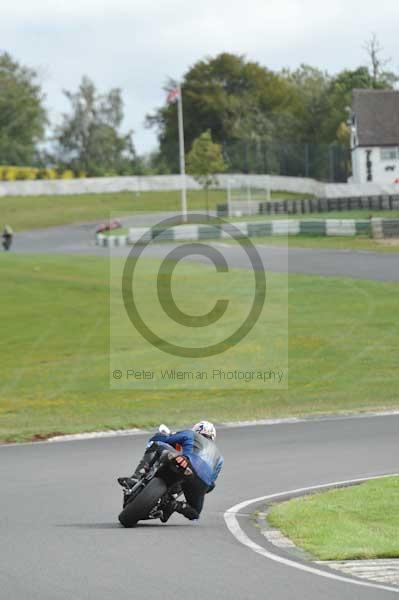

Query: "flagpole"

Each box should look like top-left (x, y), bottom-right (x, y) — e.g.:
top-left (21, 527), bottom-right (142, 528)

top-left (177, 84), bottom-right (188, 222)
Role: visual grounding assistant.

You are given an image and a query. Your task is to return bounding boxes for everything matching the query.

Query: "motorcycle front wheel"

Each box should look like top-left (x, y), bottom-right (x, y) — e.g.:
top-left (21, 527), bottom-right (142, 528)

top-left (118, 477), bottom-right (167, 527)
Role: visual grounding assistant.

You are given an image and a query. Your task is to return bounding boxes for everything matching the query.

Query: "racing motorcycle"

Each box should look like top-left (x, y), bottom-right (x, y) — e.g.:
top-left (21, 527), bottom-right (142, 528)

top-left (2, 234), bottom-right (12, 251)
top-left (118, 440), bottom-right (192, 527)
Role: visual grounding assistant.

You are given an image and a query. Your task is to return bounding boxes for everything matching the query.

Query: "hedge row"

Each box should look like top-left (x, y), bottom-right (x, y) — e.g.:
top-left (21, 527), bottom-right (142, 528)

top-left (0, 166), bottom-right (86, 181)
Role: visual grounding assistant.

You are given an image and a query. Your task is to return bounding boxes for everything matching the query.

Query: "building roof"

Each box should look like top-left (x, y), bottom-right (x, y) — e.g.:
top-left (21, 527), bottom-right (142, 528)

top-left (352, 89), bottom-right (399, 147)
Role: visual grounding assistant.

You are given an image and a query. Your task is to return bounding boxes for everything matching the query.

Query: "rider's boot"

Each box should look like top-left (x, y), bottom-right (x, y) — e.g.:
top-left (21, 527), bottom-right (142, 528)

top-left (160, 499), bottom-right (178, 523)
top-left (175, 501), bottom-right (199, 521)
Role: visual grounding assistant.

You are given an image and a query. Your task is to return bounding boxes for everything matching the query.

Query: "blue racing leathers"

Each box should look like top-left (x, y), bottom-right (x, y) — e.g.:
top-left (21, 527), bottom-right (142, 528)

top-left (150, 429), bottom-right (223, 489)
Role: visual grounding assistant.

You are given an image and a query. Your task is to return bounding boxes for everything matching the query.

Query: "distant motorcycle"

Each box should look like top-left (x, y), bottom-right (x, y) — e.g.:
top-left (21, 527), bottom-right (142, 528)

top-left (96, 220), bottom-right (122, 234)
top-left (118, 441), bottom-right (192, 527)
top-left (2, 234), bottom-right (12, 251)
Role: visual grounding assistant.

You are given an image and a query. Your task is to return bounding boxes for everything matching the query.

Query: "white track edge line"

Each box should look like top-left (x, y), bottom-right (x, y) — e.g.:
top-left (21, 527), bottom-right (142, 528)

top-left (224, 473), bottom-right (399, 594)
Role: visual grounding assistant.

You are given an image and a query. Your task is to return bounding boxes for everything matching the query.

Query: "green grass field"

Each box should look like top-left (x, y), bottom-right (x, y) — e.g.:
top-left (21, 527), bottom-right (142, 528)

top-left (267, 477), bottom-right (399, 560)
top-left (0, 253), bottom-right (398, 442)
top-left (225, 235), bottom-right (399, 253)
top-left (103, 228), bottom-right (129, 236)
top-left (0, 189), bottom-right (306, 231)
top-left (5, 188), bottom-right (397, 233)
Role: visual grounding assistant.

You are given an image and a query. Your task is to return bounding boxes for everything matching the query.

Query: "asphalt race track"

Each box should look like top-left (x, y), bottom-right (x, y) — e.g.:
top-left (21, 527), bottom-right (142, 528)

top-left (4, 218), bottom-right (399, 598)
top-left (13, 216), bottom-right (399, 282)
top-left (1, 415), bottom-right (399, 599)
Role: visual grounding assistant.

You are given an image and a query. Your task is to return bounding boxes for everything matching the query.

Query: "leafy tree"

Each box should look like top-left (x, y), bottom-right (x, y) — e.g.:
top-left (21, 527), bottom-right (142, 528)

top-left (147, 50), bottom-right (397, 180)
top-left (323, 67), bottom-right (375, 144)
top-left (54, 76), bottom-right (137, 176)
top-left (141, 149), bottom-right (172, 175)
top-left (336, 122), bottom-right (350, 146)
top-left (147, 53), bottom-right (293, 171)
top-left (0, 52), bottom-right (46, 165)
top-left (187, 130), bottom-right (226, 216)
top-left (282, 65), bottom-right (331, 144)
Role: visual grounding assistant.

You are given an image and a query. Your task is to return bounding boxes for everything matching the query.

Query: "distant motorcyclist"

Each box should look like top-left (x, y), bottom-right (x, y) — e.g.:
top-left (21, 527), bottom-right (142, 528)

top-left (2, 225), bottom-right (13, 251)
top-left (118, 421), bottom-right (223, 523)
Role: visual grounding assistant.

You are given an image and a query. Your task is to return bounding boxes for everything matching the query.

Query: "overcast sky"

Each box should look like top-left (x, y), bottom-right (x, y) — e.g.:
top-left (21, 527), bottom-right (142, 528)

top-left (2, 0), bottom-right (399, 154)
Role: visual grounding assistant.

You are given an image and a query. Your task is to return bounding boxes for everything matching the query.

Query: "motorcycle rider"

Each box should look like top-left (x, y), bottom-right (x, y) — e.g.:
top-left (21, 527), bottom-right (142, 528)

top-left (118, 421), bottom-right (223, 523)
top-left (2, 224), bottom-right (13, 251)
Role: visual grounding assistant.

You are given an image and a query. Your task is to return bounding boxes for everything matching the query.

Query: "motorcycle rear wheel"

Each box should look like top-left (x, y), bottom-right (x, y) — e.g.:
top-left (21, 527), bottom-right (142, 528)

top-left (118, 477), bottom-right (167, 527)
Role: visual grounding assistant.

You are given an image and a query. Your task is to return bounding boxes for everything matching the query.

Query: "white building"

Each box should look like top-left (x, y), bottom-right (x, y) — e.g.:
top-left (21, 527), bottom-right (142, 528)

top-left (350, 89), bottom-right (399, 184)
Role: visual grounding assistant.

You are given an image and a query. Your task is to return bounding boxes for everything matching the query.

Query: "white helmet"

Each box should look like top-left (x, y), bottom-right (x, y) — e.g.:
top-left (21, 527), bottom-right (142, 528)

top-left (193, 420), bottom-right (216, 441)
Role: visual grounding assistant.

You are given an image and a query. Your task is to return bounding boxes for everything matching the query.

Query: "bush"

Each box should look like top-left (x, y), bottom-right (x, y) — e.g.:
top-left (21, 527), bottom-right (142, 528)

top-left (37, 168), bottom-right (58, 180)
top-left (0, 166), bottom-right (79, 181)
top-left (0, 166), bottom-right (39, 180)
top-left (61, 169), bottom-right (74, 179)
top-left (15, 167), bottom-right (37, 180)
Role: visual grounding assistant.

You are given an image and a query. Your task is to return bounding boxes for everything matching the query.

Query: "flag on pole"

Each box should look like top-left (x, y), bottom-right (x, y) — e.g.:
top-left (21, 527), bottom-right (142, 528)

top-left (167, 87), bottom-right (180, 104)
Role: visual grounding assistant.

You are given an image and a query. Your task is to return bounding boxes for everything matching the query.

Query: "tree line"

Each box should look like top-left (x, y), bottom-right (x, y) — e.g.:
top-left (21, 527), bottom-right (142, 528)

top-left (0, 36), bottom-right (396, 180)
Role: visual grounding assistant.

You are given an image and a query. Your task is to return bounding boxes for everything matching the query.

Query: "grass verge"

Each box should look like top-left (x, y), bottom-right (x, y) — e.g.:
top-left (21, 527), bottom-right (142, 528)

top-left (102, 228), bottom-right (129, 236)
top-left (101, 228), bottom-right (388, 253)
top-left (267, 477), bottom-right (399, 560)
top-left (0, 253), bottom-right (398, 442)
top-left (0, 189), bottom-right (305, 231)
top-left (220, 235), bottom-right (399, 253)
top-left (101, 227), bottom-right (399, 254)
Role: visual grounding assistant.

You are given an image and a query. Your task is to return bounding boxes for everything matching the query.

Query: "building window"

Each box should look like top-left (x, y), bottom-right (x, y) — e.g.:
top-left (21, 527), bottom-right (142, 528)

top-left (380, 148), bottom-right (399, 161)
top-left (366, 150), bottom-right (373, 181)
